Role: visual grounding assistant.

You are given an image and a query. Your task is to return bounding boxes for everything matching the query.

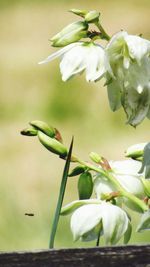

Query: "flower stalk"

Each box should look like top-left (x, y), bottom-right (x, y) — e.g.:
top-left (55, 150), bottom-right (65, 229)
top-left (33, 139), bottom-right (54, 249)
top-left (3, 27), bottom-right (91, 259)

top-left (95, 21), bottom-right (110, 41)
top-left (73, 158), bottom-right (148, 212)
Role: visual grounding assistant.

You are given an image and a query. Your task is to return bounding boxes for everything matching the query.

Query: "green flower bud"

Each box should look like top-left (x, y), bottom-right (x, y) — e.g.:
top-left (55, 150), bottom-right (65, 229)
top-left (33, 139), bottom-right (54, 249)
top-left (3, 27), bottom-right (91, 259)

top-left (89, 152), bottom-right (102, 164)
top-left (38, 131), bottom-right (67, 157)
top-left (142, 178), bottom-right (150, 197)
top-left (68, 165), bottom-right (86, 177)
top-left (20, 127), bottom-right (38, 136)
top-left (51, 21), bottom-right (88, 47)
top-left (69, 9), bottom-right (87, 18)
top-left (78, 172), bottom-right (93, 200)
top-left (30, 120), bottom-right (56, 138)
top-left (125, 143), bottom-right (147, 159)
top-left (85, 10), bottom-right (100, 23)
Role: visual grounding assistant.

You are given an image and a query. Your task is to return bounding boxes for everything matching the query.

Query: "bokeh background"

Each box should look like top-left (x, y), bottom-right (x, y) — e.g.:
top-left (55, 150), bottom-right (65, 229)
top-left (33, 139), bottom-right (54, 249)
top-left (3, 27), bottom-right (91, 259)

top-left (0, 0), bottom-right (150, 250)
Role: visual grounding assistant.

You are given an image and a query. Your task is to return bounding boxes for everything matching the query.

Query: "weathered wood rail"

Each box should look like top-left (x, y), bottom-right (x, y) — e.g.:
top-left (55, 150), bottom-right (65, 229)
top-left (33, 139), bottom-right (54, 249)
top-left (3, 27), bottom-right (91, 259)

top-left (0, 245), bottom-right (149, 267)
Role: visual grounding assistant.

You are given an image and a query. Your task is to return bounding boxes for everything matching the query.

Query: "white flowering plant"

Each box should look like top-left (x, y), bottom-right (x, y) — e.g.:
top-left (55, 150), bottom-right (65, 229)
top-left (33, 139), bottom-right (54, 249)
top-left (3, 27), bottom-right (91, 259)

top-left (21, 9), bottom-right (150, 248)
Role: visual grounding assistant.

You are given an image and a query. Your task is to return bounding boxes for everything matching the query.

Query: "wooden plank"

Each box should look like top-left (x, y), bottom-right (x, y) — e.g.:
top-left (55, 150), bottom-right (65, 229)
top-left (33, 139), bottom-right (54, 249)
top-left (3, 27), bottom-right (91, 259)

top-left (0, 245), bottom-right (149, 267)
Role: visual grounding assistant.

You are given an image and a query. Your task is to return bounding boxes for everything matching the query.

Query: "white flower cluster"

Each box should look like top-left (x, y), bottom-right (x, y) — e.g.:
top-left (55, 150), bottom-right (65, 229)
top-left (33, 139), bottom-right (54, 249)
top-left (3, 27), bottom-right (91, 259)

top-left (39, 31), bottom-right (150, 126)
top-left (38, 11), bottom-right (150, 245)
top-left (61, 157), bottom-right (149, 245)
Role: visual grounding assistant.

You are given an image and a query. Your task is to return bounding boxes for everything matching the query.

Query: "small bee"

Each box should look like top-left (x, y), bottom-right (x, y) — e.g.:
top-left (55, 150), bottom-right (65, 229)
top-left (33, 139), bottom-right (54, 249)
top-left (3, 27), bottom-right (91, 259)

top-left (24, 213), bottom-right (34, 217)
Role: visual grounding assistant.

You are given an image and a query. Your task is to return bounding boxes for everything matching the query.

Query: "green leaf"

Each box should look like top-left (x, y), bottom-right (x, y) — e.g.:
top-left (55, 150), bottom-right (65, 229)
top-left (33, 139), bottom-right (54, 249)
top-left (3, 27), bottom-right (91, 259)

top-left (139, 142), bottom-right (150, 178)
top-left (78, 172), bottom-right (93, 200)
top-left (136, 210), bottom-right (150, 232)
top-left (49, 137), bottom-right (73, 248)
top-left (68, 165), bottom-right (86, 177)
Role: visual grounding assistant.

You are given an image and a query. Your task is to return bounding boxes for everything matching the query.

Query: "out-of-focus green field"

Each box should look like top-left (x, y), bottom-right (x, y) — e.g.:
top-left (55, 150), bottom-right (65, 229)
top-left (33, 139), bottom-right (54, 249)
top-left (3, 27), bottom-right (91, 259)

top-left (0, 0), bottom-right (150, 250)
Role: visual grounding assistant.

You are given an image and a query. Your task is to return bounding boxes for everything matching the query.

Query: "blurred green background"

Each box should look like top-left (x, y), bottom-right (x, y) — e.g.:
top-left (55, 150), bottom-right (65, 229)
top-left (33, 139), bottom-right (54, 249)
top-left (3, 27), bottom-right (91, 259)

top-left (0, 0), bottom-right (150, 251)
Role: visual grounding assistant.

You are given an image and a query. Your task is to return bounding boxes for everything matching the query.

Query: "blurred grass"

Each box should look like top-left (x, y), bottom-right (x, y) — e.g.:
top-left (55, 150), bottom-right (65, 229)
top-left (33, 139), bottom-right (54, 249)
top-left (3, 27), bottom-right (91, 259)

top-left (0, 0), bottom-right (150, 250)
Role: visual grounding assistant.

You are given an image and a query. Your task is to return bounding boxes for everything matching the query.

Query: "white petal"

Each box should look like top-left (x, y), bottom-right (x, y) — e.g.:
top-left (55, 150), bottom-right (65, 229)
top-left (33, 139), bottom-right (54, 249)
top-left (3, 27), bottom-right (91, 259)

top-left (115, 174), bottom-right (144, 197)
top-left (85, 44), bottom-right (106, 82)
top-left (123, 56), bottom-right (150, 93)
top-left (110, 159), bottom-right (142, 176)
top-left (71, 204), bottom-right (103, 241)
top-left (123, 56), bottom-right (130, 69)
top-left (106, 31), bottom-right (128, 51)
top-left (125, 35), bottom-right (150, 62)
top-left (101, 203), bottom-right (129, 244)
top-left (110, 160), bottom-right (144, 197)
top-left (38, 42), bottom-right (80, 64)
top-left (60, 44), bottom-right (86, 81)
top-left (94, 176), bottom-right (115, 199)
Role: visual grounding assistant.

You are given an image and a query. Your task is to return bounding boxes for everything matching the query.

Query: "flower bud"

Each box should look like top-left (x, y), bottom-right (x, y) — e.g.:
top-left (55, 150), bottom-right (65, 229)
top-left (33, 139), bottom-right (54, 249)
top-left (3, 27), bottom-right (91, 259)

top-left (142, 178), bottom-right (150, 197)
top-left (69, 9), bottom-right (87, 17)
top-left (78, 172), bottom-right (93, 200)
top-left (125, 143), bottom-right (147, 159)
top-left (20, 127), bottom-right (38, 136)
top-left (51, 21), bottom-right (88, 47)
top-left (30, 120), bottom-right (56, 138)
top-left (38, 131), bottom-right (67, 157)
top-left (89, 152), bottom-right (102, 164)
top-left (85, 10), bottom-right (100, 23)
top-left (68, 165), bottom-right (86, 177)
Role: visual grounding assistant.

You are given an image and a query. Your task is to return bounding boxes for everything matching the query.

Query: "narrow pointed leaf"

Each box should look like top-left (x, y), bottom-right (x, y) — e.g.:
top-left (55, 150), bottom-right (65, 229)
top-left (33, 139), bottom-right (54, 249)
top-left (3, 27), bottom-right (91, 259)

top-left (49, 137), bottom-right (73, 248)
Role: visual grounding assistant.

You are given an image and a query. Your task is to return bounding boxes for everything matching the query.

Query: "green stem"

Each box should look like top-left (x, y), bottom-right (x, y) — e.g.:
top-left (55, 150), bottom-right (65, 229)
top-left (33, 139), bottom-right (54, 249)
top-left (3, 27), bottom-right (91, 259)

top-left (49, 138), bottom-right (73, 248)
top-left (95, 21), bottom-right (110, 41)
top-left (75, 158), bottom-right (148, 212)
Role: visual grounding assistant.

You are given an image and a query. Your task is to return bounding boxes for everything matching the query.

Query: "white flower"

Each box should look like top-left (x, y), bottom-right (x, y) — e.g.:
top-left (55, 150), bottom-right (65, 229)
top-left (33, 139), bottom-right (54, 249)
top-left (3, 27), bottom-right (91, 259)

top-left (94, 160), bottom-right (144, 198)
top-left (110, 160), bottom-right (144, 197)
top-left (94, 159), bottom-right (145, 212)
top-left (106, 31), bottom-right (150, 78)
top-left (106, 31), bottom-right (150, 126)
top-left (71, 202), bottom-right (131, 244)
top-left (39, 42), bottom-right (108, 82)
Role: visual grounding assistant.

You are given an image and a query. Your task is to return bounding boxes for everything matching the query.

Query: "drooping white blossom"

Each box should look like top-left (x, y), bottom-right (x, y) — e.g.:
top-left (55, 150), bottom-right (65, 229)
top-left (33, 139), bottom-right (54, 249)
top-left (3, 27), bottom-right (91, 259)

top-left (39, 42), bottom-right (109, 82)
top-left (70, 202), bottom-right (131, 244)
top-left (94, 160), bottom-right (144, 199)
top-left (106, 31), bottom-right (150, 126)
